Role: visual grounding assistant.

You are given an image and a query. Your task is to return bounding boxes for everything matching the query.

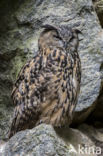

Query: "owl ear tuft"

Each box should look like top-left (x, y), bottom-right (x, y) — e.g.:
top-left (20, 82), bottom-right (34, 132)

top-left (42, 24), bottom-right (58, 31)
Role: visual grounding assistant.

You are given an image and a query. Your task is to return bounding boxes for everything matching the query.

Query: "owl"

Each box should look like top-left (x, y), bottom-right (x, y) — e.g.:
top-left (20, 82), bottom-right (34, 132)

top-left (8, 24), bottom-right (81, 138)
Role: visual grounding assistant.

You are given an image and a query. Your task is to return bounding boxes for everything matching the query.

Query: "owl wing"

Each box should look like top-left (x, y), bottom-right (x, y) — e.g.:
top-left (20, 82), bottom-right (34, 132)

top-left (11, 55), bottom-right (40, 103)
top-left (9, 54), bottom-right (44, 138)
top-left (9, 49), bottom-right (74, 138)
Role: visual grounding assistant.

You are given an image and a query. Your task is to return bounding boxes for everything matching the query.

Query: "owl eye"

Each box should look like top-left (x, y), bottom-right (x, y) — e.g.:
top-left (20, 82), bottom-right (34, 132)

top-left (53, 35), bottom-right (62, 40)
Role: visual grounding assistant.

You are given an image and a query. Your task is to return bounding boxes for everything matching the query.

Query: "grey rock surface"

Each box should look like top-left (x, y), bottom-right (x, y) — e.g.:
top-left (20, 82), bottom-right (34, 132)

top-left (0, 124), bottom-right (96, 156)
top-left (0, 0), bottom-right (103, 139)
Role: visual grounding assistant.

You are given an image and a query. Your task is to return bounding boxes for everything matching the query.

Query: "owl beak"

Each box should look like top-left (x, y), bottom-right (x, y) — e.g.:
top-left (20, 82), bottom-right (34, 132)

top-left (64, 41), bottom-right (68, 49)
top-left (74, 29), bottom-right (83, 41)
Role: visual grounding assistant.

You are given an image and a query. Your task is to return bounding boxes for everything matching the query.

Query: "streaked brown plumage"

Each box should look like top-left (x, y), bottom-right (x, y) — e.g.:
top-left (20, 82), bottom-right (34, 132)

top-left (8, 24), bottom-right (81, 138)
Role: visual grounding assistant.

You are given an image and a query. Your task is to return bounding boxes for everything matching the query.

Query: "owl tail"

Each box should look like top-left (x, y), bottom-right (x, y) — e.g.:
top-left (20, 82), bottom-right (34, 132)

top-left (8, 119), bottom-right (17, 139)
top-left (8, 104), bottom-right (38, 139)
top-left (8, 105), bottom-right (23, 138)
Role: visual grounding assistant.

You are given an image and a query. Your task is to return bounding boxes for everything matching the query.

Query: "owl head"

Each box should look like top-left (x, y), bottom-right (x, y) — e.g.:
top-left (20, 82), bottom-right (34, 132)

top-left (39, 24), bottom-right (81, 52)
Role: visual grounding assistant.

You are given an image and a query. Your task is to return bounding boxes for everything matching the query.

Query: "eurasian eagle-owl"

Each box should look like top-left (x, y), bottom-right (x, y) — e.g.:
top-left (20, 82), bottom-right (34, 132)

top-left (8, 24), bottom-right (81, 138)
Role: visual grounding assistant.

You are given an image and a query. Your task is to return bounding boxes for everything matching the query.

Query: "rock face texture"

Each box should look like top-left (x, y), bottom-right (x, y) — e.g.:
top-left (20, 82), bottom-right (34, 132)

top-left (0, 0), bottom-right (103, 155)
top-left (78, 124), bottom-right (103, 155)
top-left (0, 124), bottom-right (96, 156)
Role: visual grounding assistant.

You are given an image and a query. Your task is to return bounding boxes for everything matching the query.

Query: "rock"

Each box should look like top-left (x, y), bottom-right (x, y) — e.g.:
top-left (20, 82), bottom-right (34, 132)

top-left (0, 0), bottom-right (103, 138)
top-left (78, 124), bottom-right (103, 155)
top-left (93, 0), bottom-right (103, 27)
top-left (78, 124), bottom-right (103, 143)
top-left (85, 95), bottom-right (103, 128)
top-left (0, 124), bottom-right (96, 156)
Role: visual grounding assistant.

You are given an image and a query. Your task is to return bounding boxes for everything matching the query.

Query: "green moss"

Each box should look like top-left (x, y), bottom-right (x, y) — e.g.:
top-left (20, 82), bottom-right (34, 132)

top-left (10, 55), bottom-right (27, 82)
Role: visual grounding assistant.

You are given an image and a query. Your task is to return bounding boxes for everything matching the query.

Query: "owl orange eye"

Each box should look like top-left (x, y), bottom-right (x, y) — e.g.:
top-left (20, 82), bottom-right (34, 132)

top-left (53, 35), bottom-right (62, 40)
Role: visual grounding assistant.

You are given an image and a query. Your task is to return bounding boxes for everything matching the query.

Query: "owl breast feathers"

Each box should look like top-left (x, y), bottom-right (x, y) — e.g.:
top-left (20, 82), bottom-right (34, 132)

top-left (8, 24), bottom-right (81, 138)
